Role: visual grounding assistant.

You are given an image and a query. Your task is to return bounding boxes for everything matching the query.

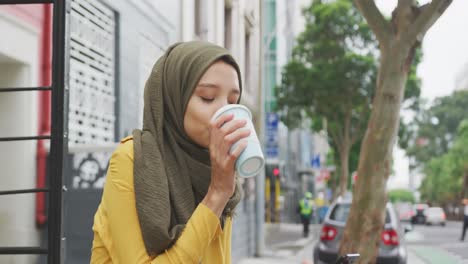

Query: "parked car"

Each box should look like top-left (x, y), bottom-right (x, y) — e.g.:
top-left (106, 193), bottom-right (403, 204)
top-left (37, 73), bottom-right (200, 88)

top-left (313, 200), bottom-right (409, 264)
top-left (425, 207), bottom-right (446, 226)
top-left (396, 202), bottom-right (414, 222)
top-left (411, 204), bottom-right (429, 224)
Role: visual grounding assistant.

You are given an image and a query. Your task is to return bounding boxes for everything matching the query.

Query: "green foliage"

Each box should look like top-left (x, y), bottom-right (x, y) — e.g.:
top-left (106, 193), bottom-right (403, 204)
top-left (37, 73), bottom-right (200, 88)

top-left (398, 49), bottom-right (423, 150)
top-left (420, 120), bottom-right (468, 203)
top-left (388, 189), bottom-right (415, 203)
top-left (277, 0), bottom-right (377, 130)
top-left (406, 91), bottom-right (468, 167)
top-left (276, 0), bottom-right (421, 189)
top-left (277, 0), bottom-right (376, 177)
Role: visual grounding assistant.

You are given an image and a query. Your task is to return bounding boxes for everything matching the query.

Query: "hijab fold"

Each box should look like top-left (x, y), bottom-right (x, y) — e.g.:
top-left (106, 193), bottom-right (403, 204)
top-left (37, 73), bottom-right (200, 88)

top-left (132, 41), bottom-right (243, 256)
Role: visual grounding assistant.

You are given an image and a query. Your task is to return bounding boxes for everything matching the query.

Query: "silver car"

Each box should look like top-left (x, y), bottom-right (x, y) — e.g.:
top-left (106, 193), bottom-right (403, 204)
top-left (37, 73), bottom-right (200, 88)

top-left (313, 200), bottom-right (409, 264)
top-left (425, 207), bottom-right (446, 226)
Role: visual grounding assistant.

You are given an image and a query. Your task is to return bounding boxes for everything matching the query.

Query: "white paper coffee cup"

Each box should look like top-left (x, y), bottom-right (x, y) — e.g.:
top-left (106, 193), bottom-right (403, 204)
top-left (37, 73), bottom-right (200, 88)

top-left (212, 104), bottom-right (265, 178)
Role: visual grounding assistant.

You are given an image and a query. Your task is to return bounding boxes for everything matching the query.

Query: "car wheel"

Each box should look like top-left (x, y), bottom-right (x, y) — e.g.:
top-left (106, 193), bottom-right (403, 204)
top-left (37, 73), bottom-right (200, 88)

top-left (441, 222), bottom-right (446, 227)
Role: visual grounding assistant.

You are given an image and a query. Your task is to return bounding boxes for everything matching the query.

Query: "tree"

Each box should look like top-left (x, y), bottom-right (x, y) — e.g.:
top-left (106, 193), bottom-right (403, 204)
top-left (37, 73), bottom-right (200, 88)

top-left (277, 0), bottom-right (378, 198)
top-left (406, 90), bottom-right (468, 167)
top-left (339, 1), bottom-right (452, 263)
top-left (388, 189), bottom-right (415, 203)
top-left (455, 121), bottom-right (468, 199)
top-left (277, 0), bottom-right (421, 199)
top-left (420, 120), bottom-right (468, 204)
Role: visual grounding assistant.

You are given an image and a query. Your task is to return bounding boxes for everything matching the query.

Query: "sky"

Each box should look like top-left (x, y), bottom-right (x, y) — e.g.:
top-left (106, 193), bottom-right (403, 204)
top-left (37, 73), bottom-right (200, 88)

top-left (372, 0), bottom-right (468, 190)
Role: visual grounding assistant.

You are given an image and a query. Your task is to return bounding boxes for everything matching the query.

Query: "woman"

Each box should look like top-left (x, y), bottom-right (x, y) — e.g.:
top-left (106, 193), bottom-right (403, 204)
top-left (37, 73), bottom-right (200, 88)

top-left (91, 41), bottom-right (251, 263)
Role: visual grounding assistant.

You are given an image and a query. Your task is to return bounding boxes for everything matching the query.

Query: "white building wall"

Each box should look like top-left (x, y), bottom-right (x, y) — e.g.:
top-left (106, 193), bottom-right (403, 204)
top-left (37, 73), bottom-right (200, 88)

top-left (0, 11), bottom-right (40, 264)
top-left (455, 61), bottom-right (468, 91)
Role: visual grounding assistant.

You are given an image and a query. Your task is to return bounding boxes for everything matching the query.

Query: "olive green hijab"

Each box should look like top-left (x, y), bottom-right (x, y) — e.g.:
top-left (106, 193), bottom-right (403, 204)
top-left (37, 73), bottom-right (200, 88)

top-left (132, 41), bottom-right (243, 257)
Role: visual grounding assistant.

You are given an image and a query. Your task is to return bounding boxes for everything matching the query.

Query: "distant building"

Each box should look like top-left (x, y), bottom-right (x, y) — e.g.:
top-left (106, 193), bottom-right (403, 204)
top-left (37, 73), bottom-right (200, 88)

top-left (275, 0), bottom-right (331, 223)
top-left (455, 61), bottom-right (468, 91)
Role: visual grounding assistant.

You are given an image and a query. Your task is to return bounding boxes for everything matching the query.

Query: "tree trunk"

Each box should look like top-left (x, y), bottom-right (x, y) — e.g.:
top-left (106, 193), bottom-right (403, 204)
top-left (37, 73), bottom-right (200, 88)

top-left (338, 150), bottom-right (349, 196)
top-left (338, 145), bottom-right (350, 198)
top-left (338, 112), bottom-right (351, 198)
top-left (338, 44), bottom-right (411, 263)
top-left (340, 1), bottom-right (453, 263)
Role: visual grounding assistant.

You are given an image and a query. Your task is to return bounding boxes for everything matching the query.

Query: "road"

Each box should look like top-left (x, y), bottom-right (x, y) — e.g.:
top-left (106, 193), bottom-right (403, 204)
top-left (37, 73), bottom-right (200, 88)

top-left (238, 221), bottom-right (468, 264)
top-left (405, 221), bottom-right (468, 263)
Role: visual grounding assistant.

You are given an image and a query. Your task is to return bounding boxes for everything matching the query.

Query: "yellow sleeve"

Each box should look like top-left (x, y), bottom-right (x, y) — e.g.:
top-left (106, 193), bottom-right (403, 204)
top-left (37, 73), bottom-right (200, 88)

top-left (102, 142), bottom-right (222, 264)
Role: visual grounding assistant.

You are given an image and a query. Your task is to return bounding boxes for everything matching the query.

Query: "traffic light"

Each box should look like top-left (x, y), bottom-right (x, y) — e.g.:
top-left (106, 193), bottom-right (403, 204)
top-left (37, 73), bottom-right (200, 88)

top-left (266, 164), bottom-right (280, 178)
top-left (273, 167), bottom-right (280, 177)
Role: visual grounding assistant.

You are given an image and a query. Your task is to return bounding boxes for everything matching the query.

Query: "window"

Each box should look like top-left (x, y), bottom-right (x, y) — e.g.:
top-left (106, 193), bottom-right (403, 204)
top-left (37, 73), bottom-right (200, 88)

top-left (224, 6), bottom-right (232, 49)
top-left (244, 32), bottom-right (251, 91)
top-left (69, 0), bottom-right (117, 145)
top-left (330, 204), bottom-right (391, 223)
top-left (195, 0), bottom-right (207, 40)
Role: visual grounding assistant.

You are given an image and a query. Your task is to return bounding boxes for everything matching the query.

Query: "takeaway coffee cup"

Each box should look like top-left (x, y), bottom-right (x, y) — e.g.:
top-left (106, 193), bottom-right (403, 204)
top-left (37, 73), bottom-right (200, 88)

top-left (212, 104), bottom-right (265, 178)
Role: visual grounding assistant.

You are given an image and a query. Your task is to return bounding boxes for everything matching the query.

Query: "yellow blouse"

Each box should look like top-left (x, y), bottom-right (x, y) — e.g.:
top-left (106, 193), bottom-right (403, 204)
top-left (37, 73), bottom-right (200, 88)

top-left (91, 137), bottom-right (232, 264)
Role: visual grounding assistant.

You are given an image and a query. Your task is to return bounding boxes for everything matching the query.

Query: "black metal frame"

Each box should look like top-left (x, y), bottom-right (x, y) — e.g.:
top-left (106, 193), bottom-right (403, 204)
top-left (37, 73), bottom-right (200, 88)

top-left (114, 10), bottom-right (121, 141)
top-left (0, 1), bottom-right (68, 263)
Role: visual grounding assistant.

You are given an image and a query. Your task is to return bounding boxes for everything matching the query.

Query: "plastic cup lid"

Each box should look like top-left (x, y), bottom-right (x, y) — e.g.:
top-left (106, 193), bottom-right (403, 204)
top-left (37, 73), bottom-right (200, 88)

top-left (211, 104), bottom-right (252, 123)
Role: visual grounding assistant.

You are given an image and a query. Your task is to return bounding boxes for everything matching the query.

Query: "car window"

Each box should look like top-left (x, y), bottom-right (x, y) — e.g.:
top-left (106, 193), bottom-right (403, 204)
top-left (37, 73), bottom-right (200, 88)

top-left (427, 207), bottom-right (443, 214)
top-left (414, 204), bottom-right (428, 211)
top-left (329, 204), bottom-right (391, 223)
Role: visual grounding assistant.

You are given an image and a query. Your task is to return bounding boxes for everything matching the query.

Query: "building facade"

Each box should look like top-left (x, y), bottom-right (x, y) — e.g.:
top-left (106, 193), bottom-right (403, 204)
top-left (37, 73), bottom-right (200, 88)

top-left (455, 61), bottom-right (468, 91)
top-left (275, 0), bottom-right (331, 223)
top-left (179, 0), bottom-right (263, 258)
top-left (0, 0), bottom-right (263, 263)
top-left (0, 4), bottom-right (46, 264)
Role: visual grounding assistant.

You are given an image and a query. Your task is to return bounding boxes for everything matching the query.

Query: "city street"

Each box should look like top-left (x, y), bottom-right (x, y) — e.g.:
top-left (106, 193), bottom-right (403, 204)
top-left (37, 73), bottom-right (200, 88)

top-left (405, 221), bottom-right (468, 263)
top-left (239, 221), bottom-right (468, 264)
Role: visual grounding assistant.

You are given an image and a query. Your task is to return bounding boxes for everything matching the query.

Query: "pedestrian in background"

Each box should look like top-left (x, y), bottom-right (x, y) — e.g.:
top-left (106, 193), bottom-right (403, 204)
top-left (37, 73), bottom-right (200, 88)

top-left (298, 192), bottom-right (314, 238)
top-left (460, 198), bottom-right (468, 241)
top-left (91, 41), bottom-right (249, 263)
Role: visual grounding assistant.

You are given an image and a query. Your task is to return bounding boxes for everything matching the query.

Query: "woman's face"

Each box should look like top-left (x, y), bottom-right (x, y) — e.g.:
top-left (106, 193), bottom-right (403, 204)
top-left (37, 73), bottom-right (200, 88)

top-left (184, 60), bottom-right (241, 148)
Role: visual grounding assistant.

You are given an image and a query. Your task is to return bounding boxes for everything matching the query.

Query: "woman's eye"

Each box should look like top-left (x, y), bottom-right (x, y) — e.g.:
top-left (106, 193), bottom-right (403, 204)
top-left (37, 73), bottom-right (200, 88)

top-left (200, 97), bottom-right (215, 103)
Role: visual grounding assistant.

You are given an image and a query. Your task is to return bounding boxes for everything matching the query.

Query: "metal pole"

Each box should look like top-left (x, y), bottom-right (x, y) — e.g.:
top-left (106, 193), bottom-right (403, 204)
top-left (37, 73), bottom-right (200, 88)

top-left (255, 0), bottom-right (266, 257)
top-left (49, 0), bottom-right (67, 263)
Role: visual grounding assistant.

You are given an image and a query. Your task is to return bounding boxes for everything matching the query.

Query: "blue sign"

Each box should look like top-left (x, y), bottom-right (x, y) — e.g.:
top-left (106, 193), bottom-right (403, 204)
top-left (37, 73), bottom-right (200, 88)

top-left (266, 147), bottom-right (279, 158)
top-left (266, 113), bottom-right (279, 129)
top-left (265, 112), bottom-right (279, 158)
top-left (311, 155), bottom-right (321, 168)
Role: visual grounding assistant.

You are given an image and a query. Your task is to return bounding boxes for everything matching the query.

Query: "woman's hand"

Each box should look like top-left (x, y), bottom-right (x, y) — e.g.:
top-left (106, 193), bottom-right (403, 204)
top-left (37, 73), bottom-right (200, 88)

top-left (202, 113), bottom-right (250, 217)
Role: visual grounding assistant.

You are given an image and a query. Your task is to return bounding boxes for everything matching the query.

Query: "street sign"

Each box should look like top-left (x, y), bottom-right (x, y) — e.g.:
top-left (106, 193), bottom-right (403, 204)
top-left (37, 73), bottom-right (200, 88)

top-left (311, 154), bottom-right (321, 168)
top-left (265, 112), bottom-right (279, 158)
top-left (266, 146), bottom-right (279, 157)
top-left (266, 112), bottom-right (279, 129)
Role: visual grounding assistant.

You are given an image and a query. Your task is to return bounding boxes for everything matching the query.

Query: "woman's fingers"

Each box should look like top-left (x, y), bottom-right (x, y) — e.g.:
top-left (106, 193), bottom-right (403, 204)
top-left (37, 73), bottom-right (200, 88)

top-left (211, 113), bottom-right (234, 130)
top-left (222, 128), bottom-right (251, 154)
top-left (220, 119), bottom-right (247, 136)
top-left (210, 114), bottom-right (248, 156)
top-left (228, 140), bottom-right (248, 163)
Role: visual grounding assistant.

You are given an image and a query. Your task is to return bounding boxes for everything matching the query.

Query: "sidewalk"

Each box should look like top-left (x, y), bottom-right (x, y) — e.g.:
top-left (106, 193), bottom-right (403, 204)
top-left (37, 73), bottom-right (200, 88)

top-left (237, 223), bottom-right (318, 264)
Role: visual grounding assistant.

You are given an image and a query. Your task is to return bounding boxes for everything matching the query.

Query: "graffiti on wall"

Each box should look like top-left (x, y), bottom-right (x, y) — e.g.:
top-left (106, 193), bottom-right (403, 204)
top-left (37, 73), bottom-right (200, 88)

top-left (70, 152), bottom-right (112, 189)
